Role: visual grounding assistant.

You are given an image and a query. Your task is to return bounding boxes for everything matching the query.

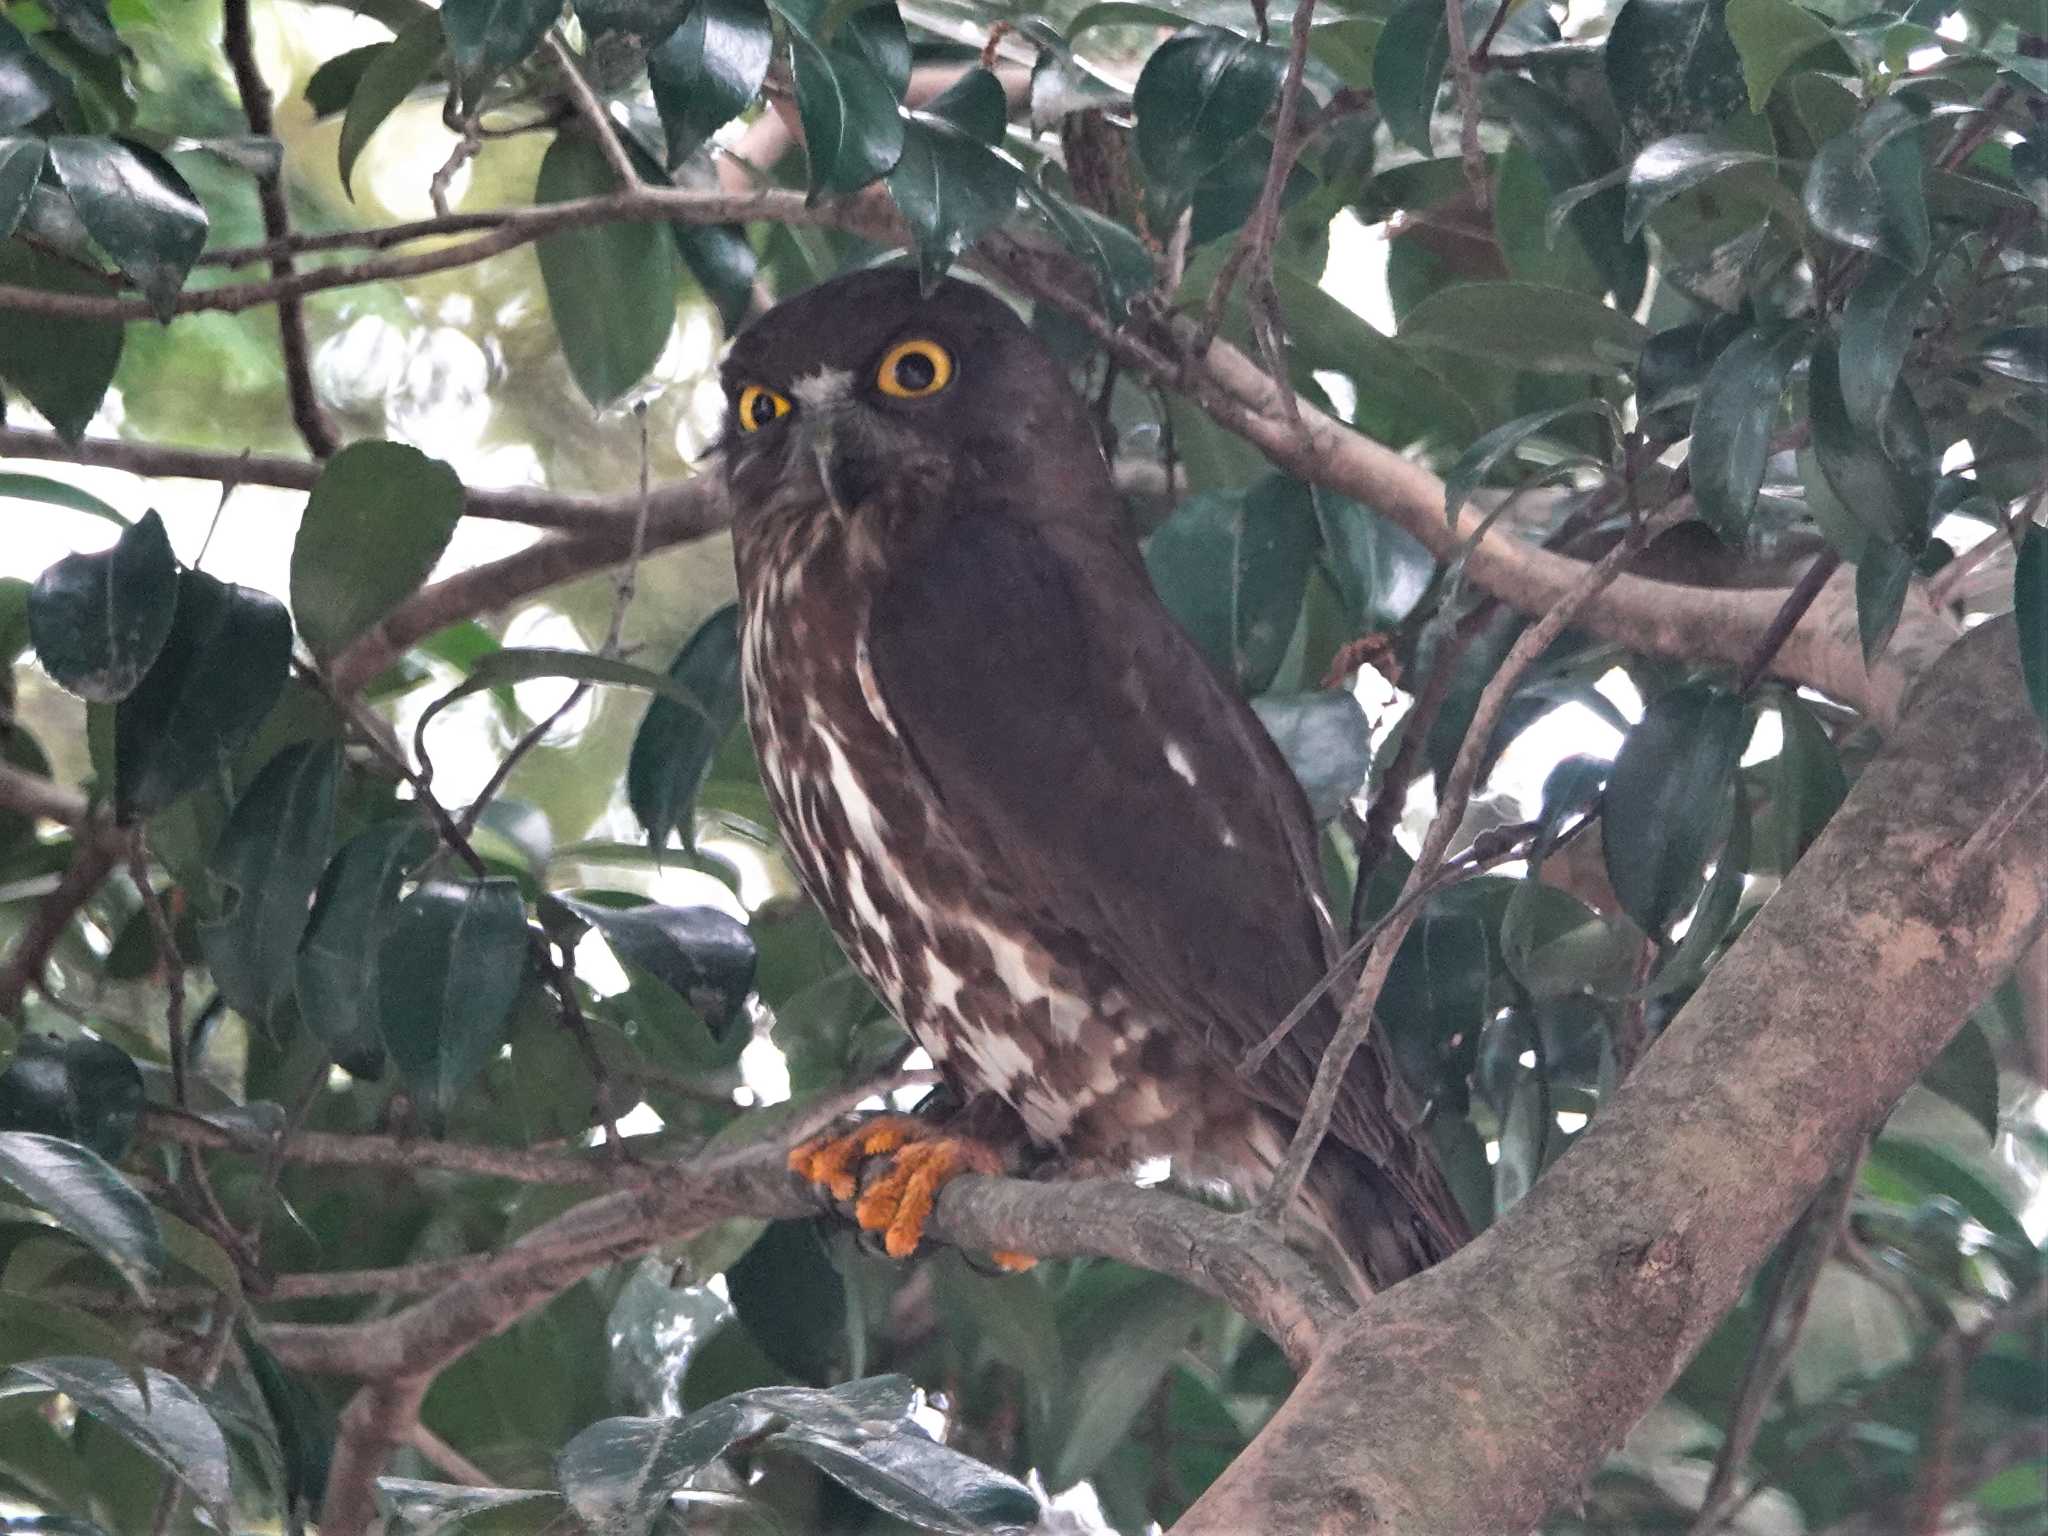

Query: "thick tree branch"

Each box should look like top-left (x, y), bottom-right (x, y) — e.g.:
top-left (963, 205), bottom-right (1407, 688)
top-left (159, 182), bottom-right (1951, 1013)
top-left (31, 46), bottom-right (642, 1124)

top-left (1171, 619), bottom-right (2048, 1534)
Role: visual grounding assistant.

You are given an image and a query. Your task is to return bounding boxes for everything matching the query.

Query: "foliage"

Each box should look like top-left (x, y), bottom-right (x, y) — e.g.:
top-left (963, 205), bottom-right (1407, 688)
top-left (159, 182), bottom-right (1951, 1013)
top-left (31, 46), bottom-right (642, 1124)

top-left (0, 0), bottom-right (2041, 1533)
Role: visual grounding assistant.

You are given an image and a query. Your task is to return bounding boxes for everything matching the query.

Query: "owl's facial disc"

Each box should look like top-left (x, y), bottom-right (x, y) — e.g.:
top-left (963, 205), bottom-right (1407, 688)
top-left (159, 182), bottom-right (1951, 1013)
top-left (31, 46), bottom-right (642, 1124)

top-left (780, 362), bottom-right (935, 516)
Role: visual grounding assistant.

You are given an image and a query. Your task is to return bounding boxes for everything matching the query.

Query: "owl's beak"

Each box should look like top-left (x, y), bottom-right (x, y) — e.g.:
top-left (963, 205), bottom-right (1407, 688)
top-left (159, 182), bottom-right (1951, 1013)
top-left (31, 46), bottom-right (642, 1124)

top-left (788, 367), bottom-right (871, 516)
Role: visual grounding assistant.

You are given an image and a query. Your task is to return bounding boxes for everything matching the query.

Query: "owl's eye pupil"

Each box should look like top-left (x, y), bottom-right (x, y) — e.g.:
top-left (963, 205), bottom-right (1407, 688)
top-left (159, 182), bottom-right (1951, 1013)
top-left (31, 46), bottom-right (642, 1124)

top-left (893, 352), bottom-right (936, 392)
top-left (749, 396), bottom-right (771, 428)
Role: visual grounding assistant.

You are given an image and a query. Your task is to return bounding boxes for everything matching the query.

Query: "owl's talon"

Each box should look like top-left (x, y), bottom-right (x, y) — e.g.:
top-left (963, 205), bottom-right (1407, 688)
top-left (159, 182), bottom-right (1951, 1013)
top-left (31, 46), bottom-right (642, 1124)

top-left (788, 1113), bottom-right (925, 1203)
top-left (787, 1117), bottom-right (1023, 1266)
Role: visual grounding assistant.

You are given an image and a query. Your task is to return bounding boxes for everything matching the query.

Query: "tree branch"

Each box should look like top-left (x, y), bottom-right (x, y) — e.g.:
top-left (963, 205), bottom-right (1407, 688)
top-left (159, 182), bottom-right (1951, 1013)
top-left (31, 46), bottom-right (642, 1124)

top-left (1171, 618), bottom-right (2048, 1533)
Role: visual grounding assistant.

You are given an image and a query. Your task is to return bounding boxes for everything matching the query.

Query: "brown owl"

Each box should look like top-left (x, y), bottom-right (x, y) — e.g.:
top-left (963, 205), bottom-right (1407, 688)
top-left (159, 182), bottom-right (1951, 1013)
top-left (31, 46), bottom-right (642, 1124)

top-left (721, 266), bottom-right (1469, 1296)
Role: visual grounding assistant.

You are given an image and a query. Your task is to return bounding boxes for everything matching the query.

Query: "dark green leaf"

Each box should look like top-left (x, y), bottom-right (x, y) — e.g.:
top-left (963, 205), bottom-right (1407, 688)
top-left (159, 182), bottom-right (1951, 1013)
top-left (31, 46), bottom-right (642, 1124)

top-left (0, 1032), bottom-right (144, 1162)
top-left (1724, 0), bottom-right (1834, 111)
top-left (548, 895), bottom-right (756, 1034)
top-left (888, 113), bottom-right (1022, 287)
top-left (1250, 691), bottom-right (1372, 822)
top-left (1623, 133), bottom-right (1772, 240)
top-left (558, 1404), bottom-right (768, 1536)
top-left (1689, 323), bottom-right (1809, 543)
top-left (628, 604), bottom-right (743, 850)
top-left (1808, 339), bottom-right (1933, 553)
top-left (1760, 690), bottom-right (1845, 870)
top-left (1046, 1273), bottom-right (1210, 1489)
top-left (418, 646), bottom-right (715, 767)
top-left (1602, 683), bottom-right (1748, 936)
top-left (1133, 26), bottom-right (1287, 206)
top-left (338, 15), bottom-right (444, 199)
top-left (1489, 75), bottom-right (1647, 309)
top-left (0, 1130), bottom-right (163, 1291)
top-left (45, 137), bottom-right (207, 322)
top-left (198, 741), bottom-right (341, 1031)
top-left (1839, 257), bottom-right (1935, 436)
top-left (0, 241), bottom-right (124, 442)
top-left (1855, 537), bottom-right (1913, 666)
top-left (43, 0), bottom-right (119, 56)
top-left (573, 0), bottom-right (692, 42)
top-left (27, 508), bottom-right (175, 702)
top-left (0, 16), bottom-right (72, 132)
top-left (1310, 485), bottom-right (1434, 632)
top-left (303, 43), bottom-right (386, 118)
top-left (1019, 184), bottom-right (1154, 316)
top-left (536, 132), bottom-right (679, 410)
top-left (113, 569), bottom-right (291, 821)
top-left (1867, 1136), bottom-right (2027, 1244)
top-left (784, 12), bottom-right (904, 197)
top-left (1442, 401), bottom-right (1614, 527)
top-left (1145, 479), bottom-right (1315, 694)
top-left (2017, 521), bottom-right (2047, 734)
top-left (374, 1479), bottom-right (559, 1536)
top-left (1803, 98), bottom-right (1930, 271)
top-left (0, 134), bottom-right (45, 240)
top-left (0, 1293), bottom-right (152, 1398)
top-left (649, 0), bottom-right (772, 166)
top-left (1374, 0), bottom-right (1451, 155)
top-left (834, 3), bottom-right (911, 102)
top-left (0, 471), bottom-right (126, 526)
top-left (440, 0), bottom-right (559, 106)
top-left (292, 440), bottom-right (464, 659)
top-left (377, 879), bottom-right (531, 1125)
top-left (297, 820), bottom-right (428, 1077)
top-left (1921, 1021), bottom-right (1999, 1145)
top-left (1606, 0), bottom-right (1750, 144)
top-left (923, 66), bottom-right (1006, 146)
top-left (1400, 282), bottom-right (1649, 374)
top-left (767, 1427), bottom-right (1041, 1535)
top-left (1979, 325), bottom-right (2048, 387)
top-left (0, 1358), bottom-right (229, 1525)
top-left (727, 1220), bottom-right (846, 1384)
top-left (238, 1328), bottom-right (333, 1523)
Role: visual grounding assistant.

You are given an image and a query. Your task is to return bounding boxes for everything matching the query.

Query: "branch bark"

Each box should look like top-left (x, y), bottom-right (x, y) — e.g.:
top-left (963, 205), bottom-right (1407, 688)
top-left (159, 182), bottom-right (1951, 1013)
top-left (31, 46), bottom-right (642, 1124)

top-left (1169, 618), bottom-right (2048, 1534)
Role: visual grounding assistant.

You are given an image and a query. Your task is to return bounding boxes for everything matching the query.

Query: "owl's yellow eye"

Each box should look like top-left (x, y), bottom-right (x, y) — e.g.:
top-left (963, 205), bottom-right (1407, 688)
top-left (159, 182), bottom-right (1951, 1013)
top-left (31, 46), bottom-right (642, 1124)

top-left (736, 384), bottom-right (791, 433)
top-left (875, 338), bottom-right (953, 399)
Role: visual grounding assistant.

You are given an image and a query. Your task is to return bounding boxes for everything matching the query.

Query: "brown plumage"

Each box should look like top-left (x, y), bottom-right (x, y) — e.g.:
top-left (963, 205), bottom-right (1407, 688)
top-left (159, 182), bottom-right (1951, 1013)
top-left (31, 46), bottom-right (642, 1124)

top-left (722, 267), bottom-right (1469, 1293)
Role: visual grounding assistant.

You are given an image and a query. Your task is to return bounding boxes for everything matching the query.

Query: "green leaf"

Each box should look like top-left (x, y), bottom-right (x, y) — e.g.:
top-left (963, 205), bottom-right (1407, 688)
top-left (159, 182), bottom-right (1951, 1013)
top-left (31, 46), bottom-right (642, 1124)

top-left (1441, 401), bottom-right (1614, 527)
top-left (1019, 185), bottom-right (1154, 316)
top-left (0, 1032), bottom-right (144, 1162)
top-left (44, 137), bottom-right (207, 322)
top-left (1867, 1136), bottom-right (2027, 1244)
top-left (887, 109), bottom-right (1022, 287)
top-left (377, 879), bottom-right (530, 1125)
top-left (1400, 282), bottom-right (1649, 374)
top-left (198, 741), bottom-right (341, 1032)
top-left (628, 604), bottom-right (743, 851)
top-left (1065, 2), bottom-right (1188, 38)
top-left (439, 0), bottom-right (559, 107)
top-left (1602, 683), bottom-right (1748, 937)
top-left (536, 131), bottom-right (679, 410)
top-left (766, 1426), bottom-right (1042, 1534)
top-left (1310, 485), bottom-right (1435, 632)
top-left (417, 644), bottom-right (715, 768)
top-left (1979, 325), bottom-right (2048, 387)
top-left (1046, 1273), bottom-right (1210, 1490)
top-left (1488, 75), bottom-right (1646, 310)
top-left (1133, 26), bottom-right (1287, 206)
top-left (547, 895), bottom-right (756, 1035)
top-left (297, 820), bottom-right (427, 1077)
top-left (112, 568), bottom-right (292, 821)
top-left (0, 1131), bottom-right (163, 1292)
top-left (1374, 0), bottom-right (1452, 155)
top-left (573, 0), bottom-right (692, 42)
top-left (1145, 478), bottom-right (1315, 694)
top-left (26, 508), bottom-right (176, 703)
top-left (304, 43), bottom-right (387, 118)
top-left (1760, 690), bottom-right (1845, 870)
top-left (0, 134), bottom-right (46, 240)
top-left (726, 1220), bottom-right (848, 1384)
top-left (1252, 690), bottom-right (1372, 824)
top-left (1855, 537), bottom-right (1913, 666)
top-left (1921, 1021), bottom-right (1999, 1145)
top-left (1803, 98), bottom-right (1930, 272)
top-left (2017, 522), bottom-right (2047, 734)
top-left (1808, 339), bottom-right (1933, 554)
top-left (292, 440), bottom-right (464, 660)
top-left (157, 1209), bottom-right (241, 1308)
top-left (0, 14), bottom-right (73, 132)
top-left (922, 66), bottom-right (1006, 147)
top-left (0, 241), bottom-right (125, 442)
top-left (648, 0), bottom-right (772, 166)
top-left (1725, 0), bottom-right (1834, 112)
top-left (1606, 0), bottom-right (1750, 145)
top-left (0, 1358), bottom-right (229, 1525)
top-left (1839, 257), bottom-right (1936, 436)
top-left (833, 3), bottom-right (911, 102)
top-left (1623, 133), bottom-right (1772, 240)
top-left (43, 0), bottom-right (119, 56)
top-left (0, 1294), bottom-right (153, 1398)
top-left (558, 1404), bottom-right (768, 1536)
top-left (375, 1479), bottom-right (559, 1536)
top-left (238, 1327), bottom-right (332, 1523)
top-left (783, 11), bottom-right (904, 197)
top-left (1689, 323), bottom-right (1809, 543)
top-left (338, 15), bottom-right (444, 199)
top-left (0, 471), bottom-right (127, 527)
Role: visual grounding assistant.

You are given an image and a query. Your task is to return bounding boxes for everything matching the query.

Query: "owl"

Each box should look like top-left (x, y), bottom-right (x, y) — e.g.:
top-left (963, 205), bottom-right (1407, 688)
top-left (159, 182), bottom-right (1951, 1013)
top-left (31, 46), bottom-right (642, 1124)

top-left (720, 267), bottom-right (1469, 1296)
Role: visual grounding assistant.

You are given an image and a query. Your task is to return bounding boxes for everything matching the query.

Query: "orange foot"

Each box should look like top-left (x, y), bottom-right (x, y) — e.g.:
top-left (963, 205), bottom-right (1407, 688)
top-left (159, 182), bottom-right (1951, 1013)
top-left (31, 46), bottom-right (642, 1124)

top-left (788, 1114), bottom-right (1035, 1270)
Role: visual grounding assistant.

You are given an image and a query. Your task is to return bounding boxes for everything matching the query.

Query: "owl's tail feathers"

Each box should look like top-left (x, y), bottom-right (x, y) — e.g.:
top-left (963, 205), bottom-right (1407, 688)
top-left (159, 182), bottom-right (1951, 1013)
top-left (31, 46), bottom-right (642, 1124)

top-left (1297, 1130), bottom-right (1474, 1300)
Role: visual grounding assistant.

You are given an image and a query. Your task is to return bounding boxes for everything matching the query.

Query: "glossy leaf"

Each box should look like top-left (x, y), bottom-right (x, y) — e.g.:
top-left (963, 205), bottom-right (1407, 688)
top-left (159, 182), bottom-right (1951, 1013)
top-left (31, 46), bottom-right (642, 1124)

top-left (239, 1327), bottom-right (333, 1522)
top-left (888, 110), bottom-right (1021, 288)
top-left (1978, 326), bottom-right (2048, 387)
top-left (113, 569), bottom-right (292, 821)
top-left (198, 741), bottom-right (341, 1031)
top-left (1808, 340), bottom-right (1932, 553)
top-left (418, 646), bottom-right (715, 765)
top-left (1146, 478), bottom-right (1316, 694)
top-left (0, 1358), bottom-right (229, 1525)
top-left (573, 0), bottom-right (692, 41)
top-left (1374, 0), bottom-right (1452, 154)
top-left (338, 15), bottom-right (443, 199)
top-left (1602, 683), bottom-right (1749, 937)
top-left (0, 15), bottom-right (71, 132)
top-left (0, 1293), bottom-right (152, 1396)
top-left (1310, 485), bottom-right (1435, 632)
top-left (1489, 75), bottom-right (1646, 309)
top-left (1623, 134), bottom-right (1772, 240)
top-left (558, 1404), bottom-right (767, 1536)
top-left (1442, 401), bottom-right (1614, 527)
top-left (648, 0), bottom-right (772, 166)
top-left (1249, 691), bottom-right (1372, 822)
top-left (834, 3), bottom-right (912, 101)
top-left (0, 1032), bottom-right (145, 1162)
top-left (440, 0), bottom-right (559, 106)
top-left (297, 820), bottom-right (426, 1077)
top-left (1689, 323), bottom-right (1809, 543)
top-left (1803, 98), bottom-right (1929, 271)
top-left (375, 1479), bottom-right (560, 1536)
top-left (1020, 184), bottom-right (1155, 316)
top-left (2017, 521), bottom-right (2047, 734)
top-left (27, 508), bottom-right (176, 703)
top-left (1725, 0), bottom-right (1834, 111)
top-left (292, 440), bottom-right (464, 659)
top-left (1400, 282), bottom-right (1649, 374)
top-left (377, 879), bottom-right (530, 1124)
top-left (1855, 538), bottom-right (1913, 666)
top-left (784, 12), bottom-right (904, 197)
top-left (1133, 26), bottom-right (1287, 206)
top-left (766, 1426), bottom-right (1042, 1534)
top-left (1868, 1136), bottom-right (2027, 1244)
top-left (548, 895), bottom-right (756, 1034)
top-left (0, 471), bottom-right (126, 526)
top-left (536, 132), bottom-right (679, 410)
top-left (0, 241), bottom-right (125, 442)
top-left (43, 0), bottom-right (119, 56)
top-left (0, 134), bottom-right (45, 239)
top-left (628, 604), bottom-right (743, 850)
top-left (1838, 258), bottom-right (1935, 436)
top-left (1921, 1021), bottom-right (1999, 1145)
top-left (1047, 1273), bottom-right (1211, 1489)
top-left (1605, 0), bottom-right (1750, 144)
top-left (45, 137), bottom-right (207, 322)
top-left (0, 1130), bottom-right (163, 1292)
top-left (1761, 691), bottom-right (1846, 870)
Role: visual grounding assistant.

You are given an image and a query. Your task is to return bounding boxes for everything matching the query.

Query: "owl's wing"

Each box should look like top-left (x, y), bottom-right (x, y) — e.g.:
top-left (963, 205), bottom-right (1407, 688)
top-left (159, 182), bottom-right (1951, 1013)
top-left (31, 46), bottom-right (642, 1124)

top-left (865, 505), bottom-right (1404, 1166)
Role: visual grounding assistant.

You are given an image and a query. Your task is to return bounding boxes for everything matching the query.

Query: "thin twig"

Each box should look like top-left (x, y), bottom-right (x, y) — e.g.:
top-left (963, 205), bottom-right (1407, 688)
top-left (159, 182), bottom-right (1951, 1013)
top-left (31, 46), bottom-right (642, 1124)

top-left (1444, 0), bottom-right (1489, 208)
top-left (546, 33), bottom-right (641, 190)
top-left (1735, 549), bottom-right (1843, 695)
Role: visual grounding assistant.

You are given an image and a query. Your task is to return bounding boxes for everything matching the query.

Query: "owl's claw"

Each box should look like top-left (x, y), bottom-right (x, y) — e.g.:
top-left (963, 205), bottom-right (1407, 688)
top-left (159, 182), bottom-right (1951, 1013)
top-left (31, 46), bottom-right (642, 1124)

top-left (786, 1116), bottom-right (1035, 1269)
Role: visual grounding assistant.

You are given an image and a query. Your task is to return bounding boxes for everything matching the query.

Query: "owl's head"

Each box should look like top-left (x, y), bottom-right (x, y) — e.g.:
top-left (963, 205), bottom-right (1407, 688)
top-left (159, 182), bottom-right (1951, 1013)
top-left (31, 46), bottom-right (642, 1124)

top-left (717, 268), bottom-right (1103, 528)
